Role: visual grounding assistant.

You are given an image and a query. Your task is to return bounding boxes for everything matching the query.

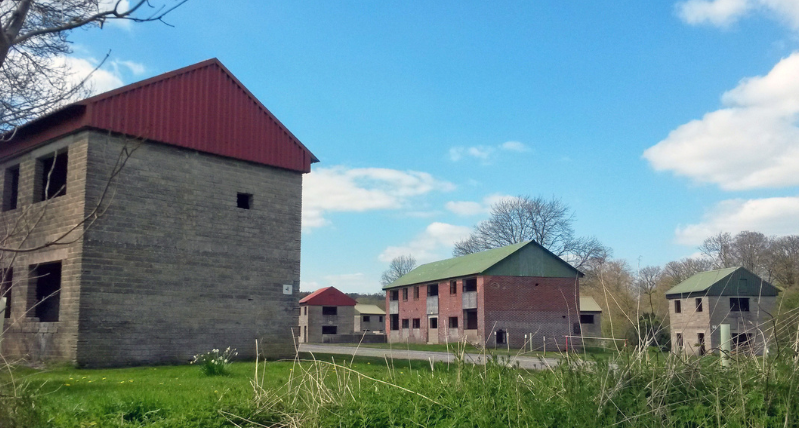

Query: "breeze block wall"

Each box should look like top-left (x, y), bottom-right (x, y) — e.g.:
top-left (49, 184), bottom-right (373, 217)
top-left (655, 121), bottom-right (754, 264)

top-left (0, 133), bottom-right (90, 362)
top-left (75, 132), bottom-right (301, 366)
top-left (482, 275), bottom-right (579, 351)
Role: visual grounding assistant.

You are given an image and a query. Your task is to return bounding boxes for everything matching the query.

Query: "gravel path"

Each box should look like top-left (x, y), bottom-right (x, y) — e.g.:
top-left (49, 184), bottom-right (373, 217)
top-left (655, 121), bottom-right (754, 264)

top-left (298, 344), bottom-right (561, 370)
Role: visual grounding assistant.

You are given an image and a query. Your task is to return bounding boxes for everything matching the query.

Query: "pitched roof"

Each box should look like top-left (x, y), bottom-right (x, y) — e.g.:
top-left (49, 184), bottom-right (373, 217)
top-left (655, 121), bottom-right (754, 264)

top-left (665, 266), bottom-right (780, 298)
top-left (354, 304), bottom-right (385, 315)
top-left (2, 58), bottom-right (318, 173)
top-left (580, 296), bottom-right (602, 312)
top-left (384, 240), bottom-right (582, 289)
top-left (299, 287), bottom-right (357, 306)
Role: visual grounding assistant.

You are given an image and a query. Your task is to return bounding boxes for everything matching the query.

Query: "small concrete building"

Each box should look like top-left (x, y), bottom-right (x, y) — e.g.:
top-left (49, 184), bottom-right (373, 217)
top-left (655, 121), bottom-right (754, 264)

top-left (578, 296), bottom-right (602, 339)
top-left (298, 287), bottom-right (357, 343)
top-left (354, 304), bottom-right (385, 333)
top-left (666, 267), bottom-right (779, 356)
top-left (0, 59), bottom-right (317, 366)
top-left (384, 241), bottom-right (583, 350)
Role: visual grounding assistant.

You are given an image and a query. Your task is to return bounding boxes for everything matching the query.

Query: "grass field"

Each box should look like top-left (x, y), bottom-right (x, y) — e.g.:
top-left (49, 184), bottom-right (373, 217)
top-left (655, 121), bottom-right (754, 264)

top-left (333, 340), bottom-right (620, 358)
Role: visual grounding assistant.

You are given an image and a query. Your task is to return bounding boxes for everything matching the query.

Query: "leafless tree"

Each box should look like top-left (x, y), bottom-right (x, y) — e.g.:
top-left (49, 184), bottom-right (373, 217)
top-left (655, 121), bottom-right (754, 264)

top-left (636, 265), bottom-right (662, 312)
top-left (1, 0), bottom-right (188, 134)
top-left (769, 235), bottom-right (799, 288)
top-left (661, 257), bottom-right (713, 285)
top-left (452, 195), bottom-right (609, 268)
top-left (380, 255), bottom-right (417, 286)
top-left (699, 232), bottom-right (734, 269)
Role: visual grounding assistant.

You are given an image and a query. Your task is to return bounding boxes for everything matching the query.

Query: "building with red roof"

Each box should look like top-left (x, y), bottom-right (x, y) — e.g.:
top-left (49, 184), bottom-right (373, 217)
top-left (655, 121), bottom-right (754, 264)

top-left (298, 287), bottom-right (358, 343)
top-left (0, 59), bottom-right (316, 366)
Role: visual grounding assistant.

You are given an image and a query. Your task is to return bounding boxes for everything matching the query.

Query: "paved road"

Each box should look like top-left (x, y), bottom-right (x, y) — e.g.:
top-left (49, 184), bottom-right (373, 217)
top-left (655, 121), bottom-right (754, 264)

top-left (298, 344), bottom-right (561, 370)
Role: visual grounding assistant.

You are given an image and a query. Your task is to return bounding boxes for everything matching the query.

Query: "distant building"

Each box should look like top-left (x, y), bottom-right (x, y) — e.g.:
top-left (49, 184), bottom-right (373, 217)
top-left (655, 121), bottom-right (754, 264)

top-left (666, 267), bottom-right (779, 356)
top-left (578, 296), bottom-right (602, 339)
top-left (383, 241), bottom-right (583, 350)
top-left (354, 304), bottom-right (385, 333)
top-left (298, 287), bottom-right (357, 343)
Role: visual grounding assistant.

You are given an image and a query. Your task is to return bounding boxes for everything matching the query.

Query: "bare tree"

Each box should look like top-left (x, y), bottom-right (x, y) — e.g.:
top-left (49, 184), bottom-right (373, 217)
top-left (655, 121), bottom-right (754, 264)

top-left (636, 265), bottom-right (662, 313)
top-left (380, 255), bottom-right (417, 286)
top-left (699, 232), bottom-right (734, 269)
top-left (453, 195), bottom-right (609, 268)
top-left (768, 235), bottom-right (799, 288)
top-left (1, 0), bottom-right (187, 133)
top-left (661, 257), bottom-right (713, 286)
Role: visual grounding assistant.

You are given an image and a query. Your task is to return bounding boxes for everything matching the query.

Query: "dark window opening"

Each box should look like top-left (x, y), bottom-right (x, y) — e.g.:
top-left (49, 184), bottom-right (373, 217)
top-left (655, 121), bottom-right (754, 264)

top-left (580, 314), bottom-right (594, 324)
top-left (379, 316), bottom-right (383, 323)
top-left (427, 284), bottom-right (438, 296)
top-left (303, 306), bottom-right (307, 315)
top-left (390, 314), bottom-right (399, 330)
top-left (733, 333), bottom-right (751, 349)
top-left (674, 300), bottom-right (681, 314)
top-left (448, 316), bottom-right (458, 329)
top-left (496, 329), bottom-right (506, 344)
top-left (695, 298), bottom-right (703, 312)
top-left (401, 318), bottom-right (409, 329)
top-left (464, 278), bottom-right (477, 292)
top-left (39, 152), bottom-right (68, 201)
top-left (237, 192), bottom-right (253, 209)
top-left (3, 166), bottom-right (20, 211)
top-left (413, 286), bottom-right (419, 299)
top-left (322, 306), bottom-right (337, 316)
top-left (573, 322), bottom-right (581, 334)
top-left (402, 288), bottom-right (408, 301)
top-left (676, 333), bottom-right (683, 349)
top-left (450, 280), bottom-right (457, 294)
top-left (730, 298), bottom-right (750, 312)
top-left (390, 290), bottom-right (399, 301)
top-left (1, 268), bottom-right (12, 318)
top-left (322, 326), bottom-right (337, 335)
top-left (698, 333), bottom-right (706, 356)
top-left (363, 315), bottom-right (370, 322)
top-left (412, 318), bottom-right (420, 329)
top-left (303, 325), bottom-right (307, 341)
top-left (31, 261), bottom-right (62, 322)
top-left (429, 317), bottom-right (438, 329)
top-left (464, 309), bottom-right (477, 330)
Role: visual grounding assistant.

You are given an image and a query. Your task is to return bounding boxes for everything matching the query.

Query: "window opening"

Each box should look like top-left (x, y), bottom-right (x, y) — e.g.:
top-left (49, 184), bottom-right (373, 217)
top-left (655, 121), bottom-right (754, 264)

top-left (496, 329), bottom-right (506, 344)
top-left (401, 318), bottom-right (409, 329)
top-left (402, 288), bottom-right (408, 301)
top-left (390, 290), bottom-right (399, 301)
top-left (427, 284), bottom-right (438, 296)
top-left (3, 166), bottom-right (19, 211)
top-left (448, 316), bottom-right (458, 329)
top-left (450, 280), bottom-right (457, 294)
top-left (580, 314), bottom-right (594, 324)
top-left (322, 306), bottom-right (337, 316)
top-left (390, 314), bottom-right (399, 330)
top-left (413, 286), bottom-right (419, 300)
top-left (363, 315), bottom-right (370, 322)
top-left (695, 298), bottom-right (703, 312)
top-left (464, 309), bottom-right (477, 330)
top-left (322, 326), bottom-right (337, 335)
top-left (379, 316), bottom-right (383, 323)
top-left (429, 317), bottom-right (438, 328)
top-left (237, 192), bottom-right (253, 209)
top-left (463, 278), bottom-right (477, 292)
top-left (31, 261), bottom-right (62, 322)
top-left (1, 268), bottom-right (12, 318)
top-left (412, 318), bottom-right (420, 329)
top-left (733, 333), bottom-right (751, 349)
top-left (303, 306), bottom-right (307, 315)
top-left (573, 323), bottom-right (581, 335)
top-left (730, 298), bottom-right (750, 312)
top-left (676, 333), bottom-right (683, 349)
top-left (39, 152), bottom-right (68, 201)
top-left (674, 300), bottom-right (681, 313)
top-left (698, 333), bottom-right (706, 356)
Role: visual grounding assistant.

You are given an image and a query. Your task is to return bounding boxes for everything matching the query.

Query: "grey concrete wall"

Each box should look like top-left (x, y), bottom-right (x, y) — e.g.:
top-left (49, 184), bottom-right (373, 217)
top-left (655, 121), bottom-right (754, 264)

top-left (300, 305), bottom-right (355, 343)
top-left (0, 133), bottom-right (89, 362)
top-left (354, 313), bottom-right (385, 332)
top-left (74, 132), bottom-right (302, 366)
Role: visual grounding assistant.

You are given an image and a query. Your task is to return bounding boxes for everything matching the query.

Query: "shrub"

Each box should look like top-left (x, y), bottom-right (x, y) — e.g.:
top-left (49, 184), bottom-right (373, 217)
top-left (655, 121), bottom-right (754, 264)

top-left (191, 347), bottom-right (236, 376)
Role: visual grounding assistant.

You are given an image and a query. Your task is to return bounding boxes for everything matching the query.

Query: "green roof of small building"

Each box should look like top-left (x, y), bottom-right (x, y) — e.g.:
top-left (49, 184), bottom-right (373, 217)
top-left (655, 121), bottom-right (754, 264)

top-left (384, 240), bottom-right (582, 289)
top-left (354, 304), bottom-right (385, 315)
top-left (665, 266), bottom-right (780, 298)
top-left (580, 296), bottom-right (602, 312)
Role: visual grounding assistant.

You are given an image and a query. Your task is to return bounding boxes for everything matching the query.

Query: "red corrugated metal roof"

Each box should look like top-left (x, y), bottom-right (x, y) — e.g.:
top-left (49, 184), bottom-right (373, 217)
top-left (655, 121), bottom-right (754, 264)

top-left (299, 287), bottom-right (357, 306)
top-left (1, 58), bottom-right (318, 173)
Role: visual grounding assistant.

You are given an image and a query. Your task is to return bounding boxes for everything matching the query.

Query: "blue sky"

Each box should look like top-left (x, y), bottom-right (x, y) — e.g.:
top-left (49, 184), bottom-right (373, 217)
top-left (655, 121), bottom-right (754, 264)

top-left (69, 0), bottom-right (799, 293)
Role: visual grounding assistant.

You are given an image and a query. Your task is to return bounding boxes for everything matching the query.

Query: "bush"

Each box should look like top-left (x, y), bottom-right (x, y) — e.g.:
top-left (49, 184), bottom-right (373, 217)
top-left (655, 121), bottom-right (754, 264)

top-left (191, 347), bottom-right (236, 376)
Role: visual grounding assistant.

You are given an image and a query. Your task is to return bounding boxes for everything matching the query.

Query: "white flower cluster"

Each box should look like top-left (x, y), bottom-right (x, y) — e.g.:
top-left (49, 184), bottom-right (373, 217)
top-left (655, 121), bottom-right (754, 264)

top-left (190, 347), bottom-right (238, 375)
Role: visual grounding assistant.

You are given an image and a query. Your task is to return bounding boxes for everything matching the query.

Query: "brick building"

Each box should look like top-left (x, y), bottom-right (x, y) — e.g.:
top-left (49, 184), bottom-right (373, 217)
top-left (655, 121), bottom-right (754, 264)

top-left (298, 287), bottom-right (357, 343)
top-left (0, 59), bottom-right (317, 366)
top-left (384, 241), bottom-right (583, 350)
top-left (666, 267), bottom-right (779, 356)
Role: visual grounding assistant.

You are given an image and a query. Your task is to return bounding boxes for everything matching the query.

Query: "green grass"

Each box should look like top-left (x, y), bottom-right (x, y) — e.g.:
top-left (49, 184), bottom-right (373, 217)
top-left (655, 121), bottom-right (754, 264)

top-left (328, 340), bottom-right (618, 358)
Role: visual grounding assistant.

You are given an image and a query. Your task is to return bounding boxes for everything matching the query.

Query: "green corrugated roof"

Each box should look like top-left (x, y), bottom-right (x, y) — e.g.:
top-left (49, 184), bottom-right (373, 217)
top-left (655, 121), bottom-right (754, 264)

top-left (665, 267), bottom-right (738, 295)
top-left (580, 296), bottom-right (602, 312)
top-left (384, 241), bottom-right (532, 289)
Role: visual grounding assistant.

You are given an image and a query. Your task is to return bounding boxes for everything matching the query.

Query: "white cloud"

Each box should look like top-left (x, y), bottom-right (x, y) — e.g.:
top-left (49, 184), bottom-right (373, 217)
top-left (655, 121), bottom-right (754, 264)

top-left (500, 141), bottom-right (530, 152)
top-left (114, 60), bottom-right (146, 76)
top-left (445, 193), bottom-right (515, 216)
top-left (449, 141), bottom-right (530, 163)
top-left (675, 196), bottom-right (799, 245)
top-left (56, 55), bottom-right (126, 95)
top-left (379, 222), bottom-right (472, 264)
top-left (99, 0), bottom-right (133, 29)
top-left (677, 0), bottom-right (799, 29)
top-left (302, 166), bottom-right (454, 230)
top-left (643, 52), bottom-right (799, 191)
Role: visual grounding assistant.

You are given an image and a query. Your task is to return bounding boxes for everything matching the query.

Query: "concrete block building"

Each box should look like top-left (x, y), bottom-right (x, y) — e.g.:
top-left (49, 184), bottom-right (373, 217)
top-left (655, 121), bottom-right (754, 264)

top-left (666, 267), bottom-right (779, 356)
top-left (578, 296), bottom-right (602, 339)
top-left (0, 59), bottom-right (317, 366)
top-left (384, 241), bottom-right (584, 350)
top-left (298, 287), bottom-right (357, 343)
top-left (354, 304), bottom-right (385, 333)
